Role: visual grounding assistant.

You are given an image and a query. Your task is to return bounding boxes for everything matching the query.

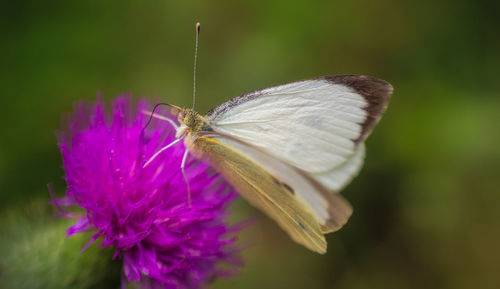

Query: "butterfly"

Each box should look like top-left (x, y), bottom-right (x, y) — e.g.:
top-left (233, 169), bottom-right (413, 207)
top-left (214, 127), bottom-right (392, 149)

top-left (143, 23), bottom-right (391, 254)
top-left (145, 74), bottom-right (392, 254)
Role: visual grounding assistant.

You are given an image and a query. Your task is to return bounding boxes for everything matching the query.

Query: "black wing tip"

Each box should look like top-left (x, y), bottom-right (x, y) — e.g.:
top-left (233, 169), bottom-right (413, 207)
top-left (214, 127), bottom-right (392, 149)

top-left (322, 74), bottom-right (393, 100)
top-left (322, 75), bottom-right (392, 143)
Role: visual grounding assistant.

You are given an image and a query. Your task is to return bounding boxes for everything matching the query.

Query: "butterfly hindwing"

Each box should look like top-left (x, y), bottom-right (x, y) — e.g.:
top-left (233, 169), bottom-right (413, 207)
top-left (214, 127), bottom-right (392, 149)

top-left (192, 135), bottom-right (331, 253)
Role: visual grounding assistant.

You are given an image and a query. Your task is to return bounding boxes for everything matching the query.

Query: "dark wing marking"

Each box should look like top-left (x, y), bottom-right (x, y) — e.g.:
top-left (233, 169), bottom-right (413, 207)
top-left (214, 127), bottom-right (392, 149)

top-left (321, 75), bottom-right (392, 144)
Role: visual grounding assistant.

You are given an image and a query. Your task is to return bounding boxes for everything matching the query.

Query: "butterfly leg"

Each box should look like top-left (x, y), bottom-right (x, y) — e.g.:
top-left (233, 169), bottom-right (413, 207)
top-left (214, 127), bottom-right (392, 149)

top-left (180, 149), bottom-right (192, 208)
top-left (155, 116), bottom-right (178, 130)
top-left (143, 138), bottom-right (182, 168)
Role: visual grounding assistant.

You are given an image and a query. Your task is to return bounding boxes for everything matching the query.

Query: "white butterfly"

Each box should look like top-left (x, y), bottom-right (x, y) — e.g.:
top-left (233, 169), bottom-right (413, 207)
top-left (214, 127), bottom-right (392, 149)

top-left (146, 74), bottom-right (392, 254)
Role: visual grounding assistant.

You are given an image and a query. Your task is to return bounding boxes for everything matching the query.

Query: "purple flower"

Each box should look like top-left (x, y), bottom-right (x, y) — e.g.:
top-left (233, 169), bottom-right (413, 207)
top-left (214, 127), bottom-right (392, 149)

top-left (52, 96), bottom-right (241, 289)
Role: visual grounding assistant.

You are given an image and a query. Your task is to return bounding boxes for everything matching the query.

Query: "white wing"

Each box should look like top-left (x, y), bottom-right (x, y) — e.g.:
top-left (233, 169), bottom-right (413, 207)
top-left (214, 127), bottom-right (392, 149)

top-left (207, 75), bottom-right (391, 191)
top-left (212, 134), bottom-right (352, 234)
top-left (313, 143), bottom-right (365, 192)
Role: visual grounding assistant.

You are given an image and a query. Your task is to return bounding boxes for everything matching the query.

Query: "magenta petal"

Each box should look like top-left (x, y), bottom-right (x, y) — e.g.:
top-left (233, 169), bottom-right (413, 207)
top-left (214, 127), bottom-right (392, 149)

top-left (66, 217), bottom-right (90, 237)
top-left (54, 96), bottom-right (242, 289)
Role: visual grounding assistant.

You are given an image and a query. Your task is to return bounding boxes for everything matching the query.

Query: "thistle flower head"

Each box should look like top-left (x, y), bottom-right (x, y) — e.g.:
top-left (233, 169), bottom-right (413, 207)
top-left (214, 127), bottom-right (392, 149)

top-left (53, 96), bottom-right (240, 289)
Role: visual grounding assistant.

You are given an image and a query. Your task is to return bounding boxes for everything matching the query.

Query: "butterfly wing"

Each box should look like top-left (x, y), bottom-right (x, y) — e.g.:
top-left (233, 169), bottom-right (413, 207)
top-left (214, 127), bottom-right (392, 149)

top-left (191, 134), bottom-right (352, 253)
top-left (206, 75), bottom-right (392, 192)
top-left (312, 143), bottom-right (366, 192)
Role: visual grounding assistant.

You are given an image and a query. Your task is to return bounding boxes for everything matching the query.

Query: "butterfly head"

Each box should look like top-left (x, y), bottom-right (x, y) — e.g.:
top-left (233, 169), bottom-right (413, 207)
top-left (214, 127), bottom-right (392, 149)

top-left (179, 109), bottom-right (197, 127)
top-left (176, 108), bottom-right (209, 139)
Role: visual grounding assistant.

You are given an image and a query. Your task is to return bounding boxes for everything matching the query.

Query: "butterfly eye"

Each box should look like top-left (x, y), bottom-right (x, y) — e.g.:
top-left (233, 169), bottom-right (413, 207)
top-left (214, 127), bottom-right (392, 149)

top-left (184, 116), bottom-right (194, 127)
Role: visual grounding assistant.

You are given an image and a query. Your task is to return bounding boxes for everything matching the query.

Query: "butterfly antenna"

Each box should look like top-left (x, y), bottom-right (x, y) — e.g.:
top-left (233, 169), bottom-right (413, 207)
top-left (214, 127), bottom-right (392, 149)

top-left (192, 22), bottom-right (201, 110)
top-left (142, 102), bottom-right (183, 131)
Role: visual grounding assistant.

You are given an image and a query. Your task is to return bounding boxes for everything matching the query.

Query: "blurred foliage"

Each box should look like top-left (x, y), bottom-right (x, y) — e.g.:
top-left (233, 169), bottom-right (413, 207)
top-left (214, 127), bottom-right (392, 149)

top-left (1, 0), bottom-right (499, 289)
top-left (0, 200), bottom-right (121, 288)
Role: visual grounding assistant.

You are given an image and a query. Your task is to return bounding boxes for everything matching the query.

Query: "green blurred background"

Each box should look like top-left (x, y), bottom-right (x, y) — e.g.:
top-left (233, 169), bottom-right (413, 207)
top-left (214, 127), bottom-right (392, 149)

top-left (1, 0), bottom-right (499, 288)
